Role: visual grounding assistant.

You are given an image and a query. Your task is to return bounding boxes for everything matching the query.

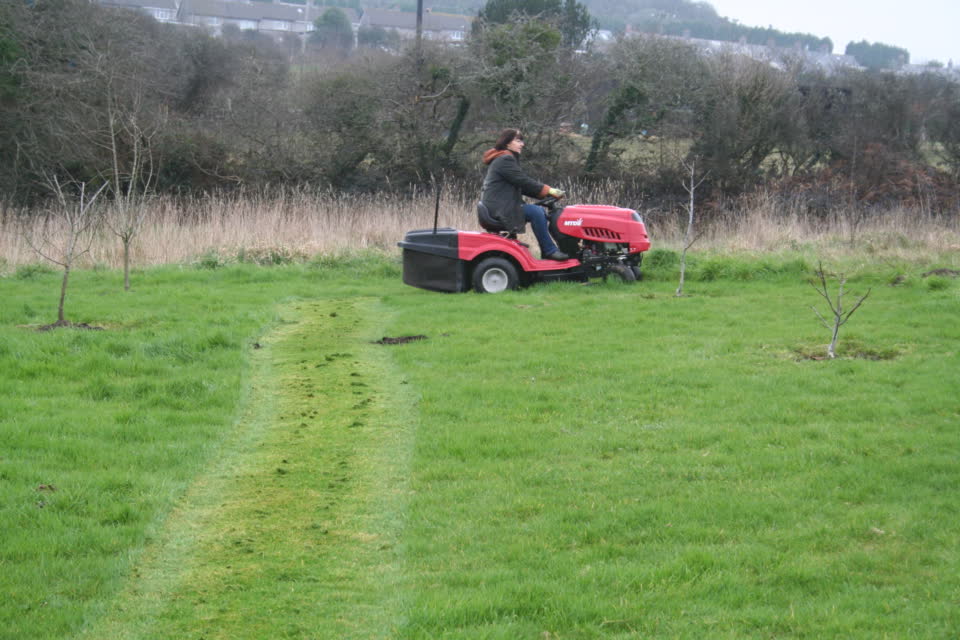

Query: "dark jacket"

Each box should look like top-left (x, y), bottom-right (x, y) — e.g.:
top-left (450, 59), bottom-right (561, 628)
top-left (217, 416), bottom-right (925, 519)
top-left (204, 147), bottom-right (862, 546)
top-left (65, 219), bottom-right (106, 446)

top-left (480, 149), bottom-right (551, 234)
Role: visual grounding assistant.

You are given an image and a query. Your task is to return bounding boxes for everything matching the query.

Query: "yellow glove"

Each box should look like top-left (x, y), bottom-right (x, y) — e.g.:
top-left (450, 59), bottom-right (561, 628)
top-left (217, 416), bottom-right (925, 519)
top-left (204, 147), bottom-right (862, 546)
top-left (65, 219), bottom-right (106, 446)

top-left (548, 188), bottom-right (565, 199)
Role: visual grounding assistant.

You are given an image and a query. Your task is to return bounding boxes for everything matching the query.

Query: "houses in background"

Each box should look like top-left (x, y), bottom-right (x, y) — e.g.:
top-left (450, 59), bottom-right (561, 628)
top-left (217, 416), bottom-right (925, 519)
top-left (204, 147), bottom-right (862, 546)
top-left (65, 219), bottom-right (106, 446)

top-left (98, 0), bottom-right (179, 23)
top-left (95, 0), bottom-right (471, 45)
top-left (175, 0), bottom-right (323, 37)
top-left (359, 8), bottom-right (469, 43)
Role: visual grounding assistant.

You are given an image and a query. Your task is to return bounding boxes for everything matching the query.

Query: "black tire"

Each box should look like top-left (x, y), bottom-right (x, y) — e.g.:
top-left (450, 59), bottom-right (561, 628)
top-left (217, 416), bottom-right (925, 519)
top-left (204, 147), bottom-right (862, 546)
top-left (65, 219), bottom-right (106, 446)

top-left (630, 265), bottom-right (643, 281)
top-left (608, 263), bottom-right (637, 283)
top-left (472, 257), bottom-right (519, 293)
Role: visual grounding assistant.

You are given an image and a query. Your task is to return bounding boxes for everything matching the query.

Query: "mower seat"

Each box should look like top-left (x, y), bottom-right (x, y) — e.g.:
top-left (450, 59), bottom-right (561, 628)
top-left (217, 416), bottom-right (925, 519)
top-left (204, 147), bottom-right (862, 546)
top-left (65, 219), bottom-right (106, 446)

top-left (477, 202), bottom-right (510, 235)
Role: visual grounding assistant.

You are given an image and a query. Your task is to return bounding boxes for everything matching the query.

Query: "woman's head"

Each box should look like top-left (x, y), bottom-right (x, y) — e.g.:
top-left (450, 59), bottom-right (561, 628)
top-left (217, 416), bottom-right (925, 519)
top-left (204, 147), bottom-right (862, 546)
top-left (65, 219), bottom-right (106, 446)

top-left (494, 128), bottom-right (525, 154)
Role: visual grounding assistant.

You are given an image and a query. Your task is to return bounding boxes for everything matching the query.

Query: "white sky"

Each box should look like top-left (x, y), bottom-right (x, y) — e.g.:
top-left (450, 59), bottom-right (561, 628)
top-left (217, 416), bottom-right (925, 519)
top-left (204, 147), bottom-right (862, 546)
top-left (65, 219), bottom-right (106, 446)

top-left (707, 0), bottom-right (959, 64)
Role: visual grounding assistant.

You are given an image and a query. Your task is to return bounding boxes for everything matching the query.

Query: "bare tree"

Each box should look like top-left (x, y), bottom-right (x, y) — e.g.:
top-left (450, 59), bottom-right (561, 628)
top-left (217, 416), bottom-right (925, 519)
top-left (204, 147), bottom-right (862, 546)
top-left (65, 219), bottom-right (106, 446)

top-left (676, 156), bottom-right (708, 297)
top-left (810, 262), bottom-right (871, 359)
top-left (100, 72), bottom-right (166, 291)
top-left (24, 175), bottom-right (108, 327)
top-left (104, 194), bottom-right (153, 292)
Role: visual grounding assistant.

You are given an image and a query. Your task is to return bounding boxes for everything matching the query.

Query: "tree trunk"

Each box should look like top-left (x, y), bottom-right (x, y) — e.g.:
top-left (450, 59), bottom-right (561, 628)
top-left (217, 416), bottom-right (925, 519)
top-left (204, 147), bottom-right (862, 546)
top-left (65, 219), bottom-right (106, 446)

top-left (58, 265), bottom-right (70, 325)
top-left (676, 252), bottom-right (687, 297)
top-left (676, 162), bottom-right (697, 297)
top-left (828, 325), bottom-right (840, 359)
top-left (441, 97), bottom-right (470, 160)
top-left (123, 238), bottom-right (131, 291)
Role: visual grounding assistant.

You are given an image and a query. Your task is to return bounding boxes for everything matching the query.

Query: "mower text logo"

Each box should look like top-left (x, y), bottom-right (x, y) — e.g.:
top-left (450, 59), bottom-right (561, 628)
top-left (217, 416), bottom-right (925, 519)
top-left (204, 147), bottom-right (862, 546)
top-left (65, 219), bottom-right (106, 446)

top-left (563, 218), bottom-right (584, 227)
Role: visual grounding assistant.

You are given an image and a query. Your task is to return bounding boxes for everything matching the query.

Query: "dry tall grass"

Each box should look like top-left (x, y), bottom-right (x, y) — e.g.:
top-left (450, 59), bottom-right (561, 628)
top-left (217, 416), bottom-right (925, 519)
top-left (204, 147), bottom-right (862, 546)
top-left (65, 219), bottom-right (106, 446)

top-left (2, 186), bottom-right (958, 270)
top-left (1, 188), bottom-right (474, 269)
top-left (666, 191), bottom-right (960, 262)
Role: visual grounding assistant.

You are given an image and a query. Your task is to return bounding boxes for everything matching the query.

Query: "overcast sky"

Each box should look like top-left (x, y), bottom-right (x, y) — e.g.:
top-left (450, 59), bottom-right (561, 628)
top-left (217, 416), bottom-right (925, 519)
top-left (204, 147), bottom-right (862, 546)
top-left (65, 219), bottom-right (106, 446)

top-left (707, 0), bottom-right (958, 64)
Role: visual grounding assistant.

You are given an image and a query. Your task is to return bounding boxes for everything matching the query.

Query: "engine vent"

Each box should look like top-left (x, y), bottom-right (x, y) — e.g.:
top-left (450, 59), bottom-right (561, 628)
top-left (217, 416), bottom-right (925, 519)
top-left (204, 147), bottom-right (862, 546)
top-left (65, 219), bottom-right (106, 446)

top-left (584, 227), bottom-right (622, 240)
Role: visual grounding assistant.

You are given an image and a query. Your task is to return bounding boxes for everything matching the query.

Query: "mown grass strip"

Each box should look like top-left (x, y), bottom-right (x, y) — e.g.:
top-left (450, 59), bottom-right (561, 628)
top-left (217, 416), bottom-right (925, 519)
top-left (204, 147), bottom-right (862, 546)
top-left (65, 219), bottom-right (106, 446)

top-left (80, 297), bottom-right (415, 640)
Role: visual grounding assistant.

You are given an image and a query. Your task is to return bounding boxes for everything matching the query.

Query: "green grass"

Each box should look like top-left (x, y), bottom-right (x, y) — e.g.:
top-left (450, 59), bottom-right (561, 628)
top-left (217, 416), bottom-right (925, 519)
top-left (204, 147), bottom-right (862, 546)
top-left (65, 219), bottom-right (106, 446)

top-left (384, 269), bottom-right (958, 638)
top-left (1, 254), bottom-right (958, 638)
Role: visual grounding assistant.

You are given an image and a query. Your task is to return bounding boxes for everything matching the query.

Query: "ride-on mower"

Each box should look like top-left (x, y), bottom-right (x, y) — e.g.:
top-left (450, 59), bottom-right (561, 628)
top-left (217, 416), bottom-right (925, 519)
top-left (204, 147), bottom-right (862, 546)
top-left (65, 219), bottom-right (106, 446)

top-left (398, 196), bottom-right (651, 293)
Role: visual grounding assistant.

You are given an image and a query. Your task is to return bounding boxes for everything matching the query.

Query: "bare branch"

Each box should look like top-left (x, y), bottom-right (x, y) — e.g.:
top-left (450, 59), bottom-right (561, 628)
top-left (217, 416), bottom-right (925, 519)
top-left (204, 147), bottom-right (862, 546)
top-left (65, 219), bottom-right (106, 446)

top-left (810, 305), bottom-right (832, 331)
top-left (837, 288), bottom-right (872, 327)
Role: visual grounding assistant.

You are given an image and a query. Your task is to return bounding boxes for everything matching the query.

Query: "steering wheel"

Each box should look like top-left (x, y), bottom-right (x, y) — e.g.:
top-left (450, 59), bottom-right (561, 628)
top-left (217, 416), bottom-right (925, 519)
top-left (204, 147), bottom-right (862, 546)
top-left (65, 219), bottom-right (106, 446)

top-left (533, 195), bottom-right (560, 209)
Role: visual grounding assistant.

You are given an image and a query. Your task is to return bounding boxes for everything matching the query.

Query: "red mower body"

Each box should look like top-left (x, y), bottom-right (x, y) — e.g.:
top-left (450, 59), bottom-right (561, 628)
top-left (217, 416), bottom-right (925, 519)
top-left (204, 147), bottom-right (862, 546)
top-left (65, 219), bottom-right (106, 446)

top-left (555, 204), bottom-right (652, 255)
top-left (456, 231), bottom-right (580, 272)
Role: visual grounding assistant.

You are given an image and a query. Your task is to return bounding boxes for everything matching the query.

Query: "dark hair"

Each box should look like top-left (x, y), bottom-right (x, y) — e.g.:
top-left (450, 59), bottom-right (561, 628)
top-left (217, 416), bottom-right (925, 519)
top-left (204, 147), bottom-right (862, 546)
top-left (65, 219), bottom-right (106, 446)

top-left (493, 128), bottom-right (523, 151)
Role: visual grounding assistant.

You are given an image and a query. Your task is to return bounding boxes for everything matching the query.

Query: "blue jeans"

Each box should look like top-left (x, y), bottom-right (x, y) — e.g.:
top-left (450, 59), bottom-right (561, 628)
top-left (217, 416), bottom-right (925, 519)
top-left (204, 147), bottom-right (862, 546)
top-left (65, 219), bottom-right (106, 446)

top-left (522, 203), bottom-right (559, 257)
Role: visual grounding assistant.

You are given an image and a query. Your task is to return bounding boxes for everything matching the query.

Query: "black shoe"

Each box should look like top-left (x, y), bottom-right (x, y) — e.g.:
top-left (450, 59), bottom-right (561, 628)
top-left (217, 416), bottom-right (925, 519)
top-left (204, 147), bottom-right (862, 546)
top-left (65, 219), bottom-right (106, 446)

top-left (545, 250), bottom-right (569, 261)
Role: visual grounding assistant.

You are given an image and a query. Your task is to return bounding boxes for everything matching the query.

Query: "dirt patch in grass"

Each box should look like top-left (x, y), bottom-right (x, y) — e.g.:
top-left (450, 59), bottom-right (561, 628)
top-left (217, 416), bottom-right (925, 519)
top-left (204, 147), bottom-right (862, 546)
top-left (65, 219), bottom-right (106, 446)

top-left (35, 321), bottom-right (105, 332)
top-left (792, 341), bottom-right (901, 361)
top-left (374, 335), bottom-right (427, 345)
top-left (922, 268), bottom-right (959, 278)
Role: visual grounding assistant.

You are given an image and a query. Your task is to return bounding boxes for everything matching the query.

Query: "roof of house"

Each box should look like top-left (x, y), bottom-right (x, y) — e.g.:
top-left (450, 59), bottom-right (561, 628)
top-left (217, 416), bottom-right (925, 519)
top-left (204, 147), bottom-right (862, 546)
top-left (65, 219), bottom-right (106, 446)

top-left (178, 0), bottom-right (309, 22)
top-left (360, 8), bottom-right (472, 32)
top-left (99, 0), bottom-right (178, 10)
top-left (306, 6), bottom-right (361, 24)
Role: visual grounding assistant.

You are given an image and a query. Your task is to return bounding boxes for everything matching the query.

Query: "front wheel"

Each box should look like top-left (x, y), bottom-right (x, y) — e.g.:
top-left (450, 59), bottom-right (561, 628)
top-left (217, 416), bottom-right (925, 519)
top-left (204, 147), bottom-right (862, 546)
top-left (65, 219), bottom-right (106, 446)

top-left (472, 257), bottom-right (519, 293)
top-left (608, 263), bottom-right (637, 283)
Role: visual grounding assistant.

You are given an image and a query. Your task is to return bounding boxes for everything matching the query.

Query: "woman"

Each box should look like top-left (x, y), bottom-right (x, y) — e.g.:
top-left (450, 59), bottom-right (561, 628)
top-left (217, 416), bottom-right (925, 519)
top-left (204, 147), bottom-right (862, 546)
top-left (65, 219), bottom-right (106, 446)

top-left (480, 128), bottom-right (568, 260)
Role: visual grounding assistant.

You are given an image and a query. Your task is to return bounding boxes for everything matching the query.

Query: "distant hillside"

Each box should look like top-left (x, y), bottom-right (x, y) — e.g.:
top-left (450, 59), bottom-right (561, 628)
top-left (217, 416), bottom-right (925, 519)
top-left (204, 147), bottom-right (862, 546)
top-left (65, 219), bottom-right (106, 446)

top-left (397, 0), bottom-right (836, 52)
top-left (602, 0), bottom-right (832, 51)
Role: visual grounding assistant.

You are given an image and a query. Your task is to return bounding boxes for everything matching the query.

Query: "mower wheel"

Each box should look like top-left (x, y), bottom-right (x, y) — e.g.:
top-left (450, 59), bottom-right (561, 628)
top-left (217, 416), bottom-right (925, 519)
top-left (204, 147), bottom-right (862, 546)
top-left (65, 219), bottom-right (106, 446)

top-left (608, 263), bottom-right (637, 283)
top-left (472, 257), bottom-right (519, 293)
top-left (631, 266), bottom-right (643, 281)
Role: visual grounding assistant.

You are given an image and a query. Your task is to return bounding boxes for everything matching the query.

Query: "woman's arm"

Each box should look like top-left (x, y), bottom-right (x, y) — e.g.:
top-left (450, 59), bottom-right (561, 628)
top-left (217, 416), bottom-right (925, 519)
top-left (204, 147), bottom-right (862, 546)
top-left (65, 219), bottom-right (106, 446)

top-left (495, 155), bottom-right (550, 199)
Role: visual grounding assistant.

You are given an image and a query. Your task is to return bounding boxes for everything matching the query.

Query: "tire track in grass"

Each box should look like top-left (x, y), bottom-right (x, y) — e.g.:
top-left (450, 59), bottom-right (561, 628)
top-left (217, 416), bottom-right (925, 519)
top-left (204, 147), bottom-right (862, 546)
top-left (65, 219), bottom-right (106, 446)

top-left (80, 298), bottom-right (415, 640)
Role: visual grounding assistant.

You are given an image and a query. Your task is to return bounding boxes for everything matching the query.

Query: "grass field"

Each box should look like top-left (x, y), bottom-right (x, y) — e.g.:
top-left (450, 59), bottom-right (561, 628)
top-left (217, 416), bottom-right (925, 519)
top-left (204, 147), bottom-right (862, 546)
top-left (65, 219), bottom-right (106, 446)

top-left (2, 251), bottom-right (959, 638)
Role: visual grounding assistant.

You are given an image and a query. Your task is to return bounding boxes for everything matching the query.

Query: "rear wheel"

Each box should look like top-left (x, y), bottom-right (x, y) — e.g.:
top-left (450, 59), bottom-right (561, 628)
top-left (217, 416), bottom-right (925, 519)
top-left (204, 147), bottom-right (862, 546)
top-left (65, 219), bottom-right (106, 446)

top-left (608, 263), bottom-right (637, 283)
top-left (472, 257), bottom-right (519, 293)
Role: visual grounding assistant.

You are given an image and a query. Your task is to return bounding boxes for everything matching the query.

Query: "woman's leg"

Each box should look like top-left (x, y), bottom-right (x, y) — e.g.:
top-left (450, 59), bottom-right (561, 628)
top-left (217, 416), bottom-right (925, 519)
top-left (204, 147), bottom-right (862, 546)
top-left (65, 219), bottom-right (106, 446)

top-left (522, 203), bottom-right (560, 257)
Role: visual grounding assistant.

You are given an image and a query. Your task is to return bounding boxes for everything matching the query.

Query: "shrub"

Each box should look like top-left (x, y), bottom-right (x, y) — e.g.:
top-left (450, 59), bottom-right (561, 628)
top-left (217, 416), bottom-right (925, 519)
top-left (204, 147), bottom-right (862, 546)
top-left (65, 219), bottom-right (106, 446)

top-left (15, 263), bottom-right (57, 280)
top-left (236, 246), bottom-right (306, 266)
top-left (307, 251), bottom-right (400, 279)
top-left (695, 258), bottom-right (728, 281)
top-left (762, 257), bottom-right (809, 276)
top-left (644, 248), bottom-right (680, 269)
top-left (193, 249), bottom-right (228, 270)
top-left (924, 276), bottom-right (951, 291)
